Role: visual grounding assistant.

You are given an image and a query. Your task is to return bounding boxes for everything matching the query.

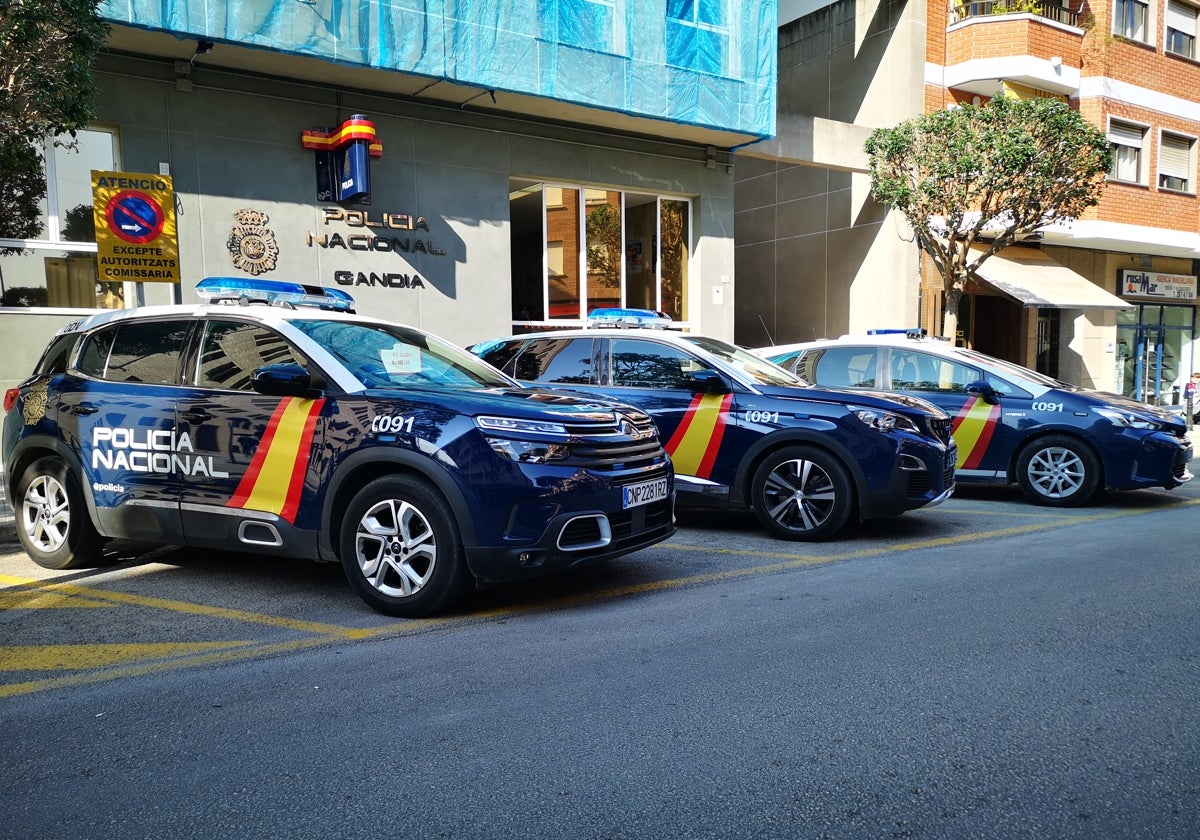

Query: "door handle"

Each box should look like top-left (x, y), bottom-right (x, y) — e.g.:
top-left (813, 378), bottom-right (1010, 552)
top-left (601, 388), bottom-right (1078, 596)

top-left (180, 409), bottom-right (214, 423)
top-left (68, 402), bottom-right (99, 415)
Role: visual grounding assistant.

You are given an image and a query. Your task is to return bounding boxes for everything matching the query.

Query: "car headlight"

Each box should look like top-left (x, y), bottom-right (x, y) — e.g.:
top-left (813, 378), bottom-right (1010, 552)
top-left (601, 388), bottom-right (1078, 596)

top-left (476, 416), bottom-right (568, 435)
top-left (850, 405), bottom-right (920, 434)
top-left (1093, 407), bottom-right (1158, 430)
top-left (485, 439), bottom-right (570, 463)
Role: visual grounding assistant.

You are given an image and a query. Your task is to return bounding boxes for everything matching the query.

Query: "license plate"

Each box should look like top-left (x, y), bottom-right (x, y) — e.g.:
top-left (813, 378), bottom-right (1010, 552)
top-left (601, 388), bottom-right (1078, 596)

top-left (622, 477), bottom-right (669, 509)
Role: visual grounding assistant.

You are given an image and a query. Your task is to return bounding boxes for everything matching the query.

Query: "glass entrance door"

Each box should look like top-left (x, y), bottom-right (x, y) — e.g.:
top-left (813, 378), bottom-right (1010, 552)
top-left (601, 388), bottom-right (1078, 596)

top-left (1117, 305), bottom-right (1195, 406)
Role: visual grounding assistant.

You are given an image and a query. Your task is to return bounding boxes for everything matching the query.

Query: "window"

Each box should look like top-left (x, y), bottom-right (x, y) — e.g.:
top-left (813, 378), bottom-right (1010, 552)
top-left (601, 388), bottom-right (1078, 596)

top-left (1114, 0), bottom-right (1150, 41)
top-left (1108, 121), bottom-right (1146, 183)
top-left (1158, 132), bottom-right (1195, 192)
top-left (802, 347), bottom-right (879, 388)
top-left (510, 338), bottom-right (598, 384)
top-left (540, 0), bottom-right (625, 54)
top-left (610, 338), bottom-right (708, 389)
top-left (196, 320), bottom-right (305, 390)
top-left (889, 351), bottom-right (982, 393)
top-left (1166, 0), bottom-right (1198, 57)
top-left (666, 0), bottom-right (730, 75)
top-left (0, 127), bottom-right (122, 309)
top-left (81, 320), bottom-right (187, 384)
top-left (509, 182), bottom-right (691, 330)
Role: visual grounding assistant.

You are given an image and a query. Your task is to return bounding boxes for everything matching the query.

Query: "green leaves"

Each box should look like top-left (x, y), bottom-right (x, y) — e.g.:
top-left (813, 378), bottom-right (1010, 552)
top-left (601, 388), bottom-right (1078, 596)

top-left (865, 96), bottom-right (1112, 331)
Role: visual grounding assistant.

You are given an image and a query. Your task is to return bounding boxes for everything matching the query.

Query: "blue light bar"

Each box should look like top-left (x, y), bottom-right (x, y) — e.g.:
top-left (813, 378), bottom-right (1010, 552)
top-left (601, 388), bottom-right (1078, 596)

top-left (868, 328), bottom-right (926, 338)
top-left (196, 277), bottom-right (355, 311)
top-left (586, 308), bottom-right (673, 329)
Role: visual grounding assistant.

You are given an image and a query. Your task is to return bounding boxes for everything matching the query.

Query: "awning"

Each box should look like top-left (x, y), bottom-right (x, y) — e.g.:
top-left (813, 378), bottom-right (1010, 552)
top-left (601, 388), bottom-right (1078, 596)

top-left (968, 246), bottom-right (1133, 309)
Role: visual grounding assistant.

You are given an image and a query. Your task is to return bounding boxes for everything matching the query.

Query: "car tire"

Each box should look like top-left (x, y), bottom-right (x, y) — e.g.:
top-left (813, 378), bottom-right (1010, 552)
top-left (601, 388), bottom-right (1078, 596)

top-left (339, 474), bottom-right (469, 617)
top-left (750, 446), bottom-right (854, 541)
top-left (15, 455), bottom-right (105, 570)
top-left (1015, 434), bottom-right (1101, 507)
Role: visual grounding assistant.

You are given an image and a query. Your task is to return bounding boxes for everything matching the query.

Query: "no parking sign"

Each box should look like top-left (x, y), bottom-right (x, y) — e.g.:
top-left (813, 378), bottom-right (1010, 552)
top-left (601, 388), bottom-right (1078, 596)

top-left (92, 170), bottom-right (181, 284)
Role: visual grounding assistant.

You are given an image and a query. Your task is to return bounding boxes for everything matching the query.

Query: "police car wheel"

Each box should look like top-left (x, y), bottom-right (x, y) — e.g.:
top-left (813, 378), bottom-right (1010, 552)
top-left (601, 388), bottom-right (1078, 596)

top-left (750, 446), bottom-right (853, 541)
top-left (15, 456), bottom-right (105, 570)
top-left (1015, 435), bottom-right (1101, 507)
top-left (339, 474), bottom-right (468, 617)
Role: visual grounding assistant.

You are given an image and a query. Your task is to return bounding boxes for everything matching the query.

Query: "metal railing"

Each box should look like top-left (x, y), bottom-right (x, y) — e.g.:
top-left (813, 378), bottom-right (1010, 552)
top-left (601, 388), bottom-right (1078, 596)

top-left (952, 1), bottom-right (1080, 27)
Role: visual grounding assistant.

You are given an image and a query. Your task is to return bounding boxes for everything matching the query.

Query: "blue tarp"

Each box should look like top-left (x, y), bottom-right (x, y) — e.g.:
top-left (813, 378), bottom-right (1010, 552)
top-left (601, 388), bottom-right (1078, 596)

top-left (100, 0), bottom-right (776, 140)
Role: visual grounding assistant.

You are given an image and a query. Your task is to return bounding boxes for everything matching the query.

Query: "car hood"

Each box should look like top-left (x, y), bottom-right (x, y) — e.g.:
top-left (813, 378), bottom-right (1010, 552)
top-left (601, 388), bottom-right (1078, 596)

top-left (755, 384), bottom-right (947, 418)
top-left (1074, 387), bottom-right (1188, 431)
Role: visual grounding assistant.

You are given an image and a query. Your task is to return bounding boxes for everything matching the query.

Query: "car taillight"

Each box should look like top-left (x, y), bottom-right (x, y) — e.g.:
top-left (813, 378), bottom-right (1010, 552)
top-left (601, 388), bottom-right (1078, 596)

top-left (3, 388), bottom-right (19, 413)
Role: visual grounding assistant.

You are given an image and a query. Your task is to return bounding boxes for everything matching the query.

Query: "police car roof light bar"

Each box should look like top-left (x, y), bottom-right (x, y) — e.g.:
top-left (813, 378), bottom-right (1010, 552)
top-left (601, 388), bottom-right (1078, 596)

top-left (867, 327), bottom-right (927, 339)
top-left (585, 308), bottom-right (674, 330)
top-left (196, 277), bottom-right (355, 312)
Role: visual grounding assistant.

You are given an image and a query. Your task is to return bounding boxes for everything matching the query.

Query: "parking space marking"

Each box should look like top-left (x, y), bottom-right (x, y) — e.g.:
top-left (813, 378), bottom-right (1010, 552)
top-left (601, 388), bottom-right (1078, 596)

top-left (2, 495), bottom-right (1196, 698)
top-left (0, 574), bottom-right (372, 638)
top-left (0, 642), bottom-right (255, 671)
top-left (0, 590), bottom-right (112, 609)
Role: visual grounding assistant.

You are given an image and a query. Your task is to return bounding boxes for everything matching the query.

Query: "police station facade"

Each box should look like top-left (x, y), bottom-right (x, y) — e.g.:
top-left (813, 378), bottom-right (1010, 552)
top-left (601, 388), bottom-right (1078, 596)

top-left (0, 2), bottom-right (778, 392)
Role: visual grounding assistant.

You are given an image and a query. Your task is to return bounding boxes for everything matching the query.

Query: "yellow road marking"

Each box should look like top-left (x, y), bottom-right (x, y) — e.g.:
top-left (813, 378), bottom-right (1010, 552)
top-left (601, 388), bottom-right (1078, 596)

top-left (1, 496), bottom-right (1197, 698)
top-left (0, 591), bottom-right (111, 609)
top-left (0, 642), bottom-right (255, 671)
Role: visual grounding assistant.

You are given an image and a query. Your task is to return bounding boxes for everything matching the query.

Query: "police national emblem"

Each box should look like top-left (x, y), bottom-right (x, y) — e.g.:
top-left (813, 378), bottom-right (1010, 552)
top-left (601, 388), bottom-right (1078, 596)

top-left (226, 209), bottom-right (280, 276)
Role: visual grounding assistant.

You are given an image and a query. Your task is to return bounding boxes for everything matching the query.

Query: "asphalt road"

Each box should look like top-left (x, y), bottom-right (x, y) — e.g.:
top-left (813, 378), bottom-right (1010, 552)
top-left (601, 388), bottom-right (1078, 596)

top-left (1, 482), bottom-right (1198, 839)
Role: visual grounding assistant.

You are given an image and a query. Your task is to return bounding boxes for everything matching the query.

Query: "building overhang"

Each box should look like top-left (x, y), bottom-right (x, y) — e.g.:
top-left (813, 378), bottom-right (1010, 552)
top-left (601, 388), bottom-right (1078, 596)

top-left (939, 56), bottom-right (1080, 98)
top-left (968, 245), bottom-right (1133, 309)
top-left (1039, 221), bottom-right (1200, 260)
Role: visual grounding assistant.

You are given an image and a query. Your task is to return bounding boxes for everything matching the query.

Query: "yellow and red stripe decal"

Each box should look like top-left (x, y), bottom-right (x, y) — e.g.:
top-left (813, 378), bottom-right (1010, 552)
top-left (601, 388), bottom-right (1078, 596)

top-left (664, 393), bottom-right (733, 479)
top-left (226, 397), bottom-right (325, 523)
top-left (950, 396), bottom-right (1001, 470)
top-left (300, 117), bottom-right (384, 157)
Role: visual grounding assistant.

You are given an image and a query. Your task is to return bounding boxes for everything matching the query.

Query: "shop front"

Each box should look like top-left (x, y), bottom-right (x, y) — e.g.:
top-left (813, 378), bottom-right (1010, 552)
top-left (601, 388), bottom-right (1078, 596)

top-left (1116, 269), bottom-right (1199, 409)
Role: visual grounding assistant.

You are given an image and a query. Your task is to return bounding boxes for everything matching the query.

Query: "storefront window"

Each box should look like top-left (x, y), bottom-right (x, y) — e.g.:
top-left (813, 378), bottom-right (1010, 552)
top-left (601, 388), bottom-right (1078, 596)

top-left (1116, 304), bottom-right (1196, 407)
top-left (509, 181), bottom-right (691, 330)
top-left (0, 127), bottom-right (121, 309)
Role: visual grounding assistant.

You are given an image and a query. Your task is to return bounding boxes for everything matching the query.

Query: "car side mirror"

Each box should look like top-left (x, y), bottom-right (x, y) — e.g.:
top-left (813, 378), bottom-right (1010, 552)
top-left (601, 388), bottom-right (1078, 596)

top-left (685, 369), bottom-right (731, 394)
top-left (966, 380), bottom-right (1000, 405)
top-left (252, 363), bottom-right (323, 398)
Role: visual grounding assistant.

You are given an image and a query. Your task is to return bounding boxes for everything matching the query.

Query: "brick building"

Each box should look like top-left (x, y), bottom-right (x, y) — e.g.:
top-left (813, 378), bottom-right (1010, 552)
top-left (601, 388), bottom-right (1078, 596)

top-left (736, 0), bottom-right (1200, 407)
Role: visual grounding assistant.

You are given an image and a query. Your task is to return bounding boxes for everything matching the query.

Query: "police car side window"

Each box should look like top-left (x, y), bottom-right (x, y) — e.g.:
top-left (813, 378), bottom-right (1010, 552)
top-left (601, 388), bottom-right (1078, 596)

top-left (103, 321), bottom-right (189, 385)
top-left (34, 333), bottom-right (79, 376)
top-left (76, 327), bottom-right (116, 378)
top-left (892, 350), bottom-right (980, 393)
top-left (512, 338), bottom-right (596, 384)
top-left (197, 320), bottom-right (305, 391)
top-left (812, 347), bottom-right (877, 388)
top-left (610, 339), bottom-right (702, 389)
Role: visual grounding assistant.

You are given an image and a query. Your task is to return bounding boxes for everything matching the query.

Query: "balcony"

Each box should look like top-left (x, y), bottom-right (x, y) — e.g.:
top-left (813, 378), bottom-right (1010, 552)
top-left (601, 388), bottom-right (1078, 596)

top-left (944, 3), bottom-right (1086, 98)
top-left (952, 0), bottom-right (1079, 27)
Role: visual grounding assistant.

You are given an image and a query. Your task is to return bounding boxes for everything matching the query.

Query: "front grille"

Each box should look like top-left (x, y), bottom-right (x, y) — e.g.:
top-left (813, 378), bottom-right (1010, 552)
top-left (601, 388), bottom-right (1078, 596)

top-left (560, 516), bottom-right (606, 547)
top-left (926, 416), bottom-right (953, 445)
top-left (608, 499), bottom-right (674, 543)
top-left (907, 471), bottom-right (931, 496)
top-left (557, 413), bottom-right (669, 472)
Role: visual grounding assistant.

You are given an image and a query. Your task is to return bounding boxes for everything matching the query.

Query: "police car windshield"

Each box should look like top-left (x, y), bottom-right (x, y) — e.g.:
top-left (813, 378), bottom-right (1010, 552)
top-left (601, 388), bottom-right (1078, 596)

top-left (290, 319), bottom-right (515, 389)
top-left (682, 336), bottom-right (808, 387)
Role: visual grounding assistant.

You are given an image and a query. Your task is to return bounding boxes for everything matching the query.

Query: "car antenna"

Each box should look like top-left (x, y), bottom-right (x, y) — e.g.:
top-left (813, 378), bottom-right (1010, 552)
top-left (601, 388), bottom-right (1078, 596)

top-left (758, 315), bottom-right (775, 346)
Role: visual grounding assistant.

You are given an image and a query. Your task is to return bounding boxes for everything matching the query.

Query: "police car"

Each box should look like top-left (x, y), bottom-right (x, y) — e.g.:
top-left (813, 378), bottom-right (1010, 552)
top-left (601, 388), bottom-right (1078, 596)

top-left (1, 279), bottom-right (675, 616)
top-left (470, 322), bottom-right (956, 541)
top-left (757, 332), bottom-right (1194, 506)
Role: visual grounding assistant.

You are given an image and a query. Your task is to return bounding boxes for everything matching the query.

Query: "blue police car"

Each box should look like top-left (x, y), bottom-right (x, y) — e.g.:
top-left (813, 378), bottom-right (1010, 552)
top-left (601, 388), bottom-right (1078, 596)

top-left (1, 279), bottom-right (675, 616)
top-left (471, 322), bottom-right (956, 541)
top-left (758, 332), bottom-right (1194, 506)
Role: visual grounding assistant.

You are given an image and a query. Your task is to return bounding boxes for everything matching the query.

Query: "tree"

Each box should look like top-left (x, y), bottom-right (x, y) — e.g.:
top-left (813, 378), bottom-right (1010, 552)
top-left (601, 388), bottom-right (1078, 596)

top-left (864, 96), bottom-right (1112, 339)
top-left (0, 0), bottom-right (109, 250)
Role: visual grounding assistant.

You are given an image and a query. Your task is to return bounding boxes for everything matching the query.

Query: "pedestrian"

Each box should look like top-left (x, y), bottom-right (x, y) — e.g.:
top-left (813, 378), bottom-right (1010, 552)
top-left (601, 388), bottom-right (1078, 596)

top-left (1187, 372), bottom-right (1199, 422)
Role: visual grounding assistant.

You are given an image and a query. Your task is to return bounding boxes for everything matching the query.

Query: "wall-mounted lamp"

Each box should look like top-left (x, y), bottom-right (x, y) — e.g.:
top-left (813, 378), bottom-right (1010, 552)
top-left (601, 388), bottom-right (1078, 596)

top-left (191, 40), bottom-right (214, 65)
top-left (705, 145), bottom-right (717, 170)
top-left (1049, 55), bottom-right (1062, 68)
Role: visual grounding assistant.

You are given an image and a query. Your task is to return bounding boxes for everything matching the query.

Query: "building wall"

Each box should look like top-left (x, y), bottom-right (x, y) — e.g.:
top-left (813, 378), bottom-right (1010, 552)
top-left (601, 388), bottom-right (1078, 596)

top-left (733, 0), bottom-right (925, 348)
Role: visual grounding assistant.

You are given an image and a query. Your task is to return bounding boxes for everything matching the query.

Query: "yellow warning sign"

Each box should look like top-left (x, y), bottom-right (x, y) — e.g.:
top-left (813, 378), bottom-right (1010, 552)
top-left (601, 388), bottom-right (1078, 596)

top-left (91, 170), bottom-right (181, 284)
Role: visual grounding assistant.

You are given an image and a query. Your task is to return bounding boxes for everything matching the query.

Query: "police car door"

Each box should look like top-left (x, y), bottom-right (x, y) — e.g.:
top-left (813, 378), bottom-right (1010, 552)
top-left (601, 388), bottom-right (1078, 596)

top-left (886, 347), bottom-right (1013, 479)
top-left (175, 318), bottom-right (326, 551)
top-left (605, 336), bottom-right (739, 492)
top-left (66, 318), bottom-right (190, 542)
